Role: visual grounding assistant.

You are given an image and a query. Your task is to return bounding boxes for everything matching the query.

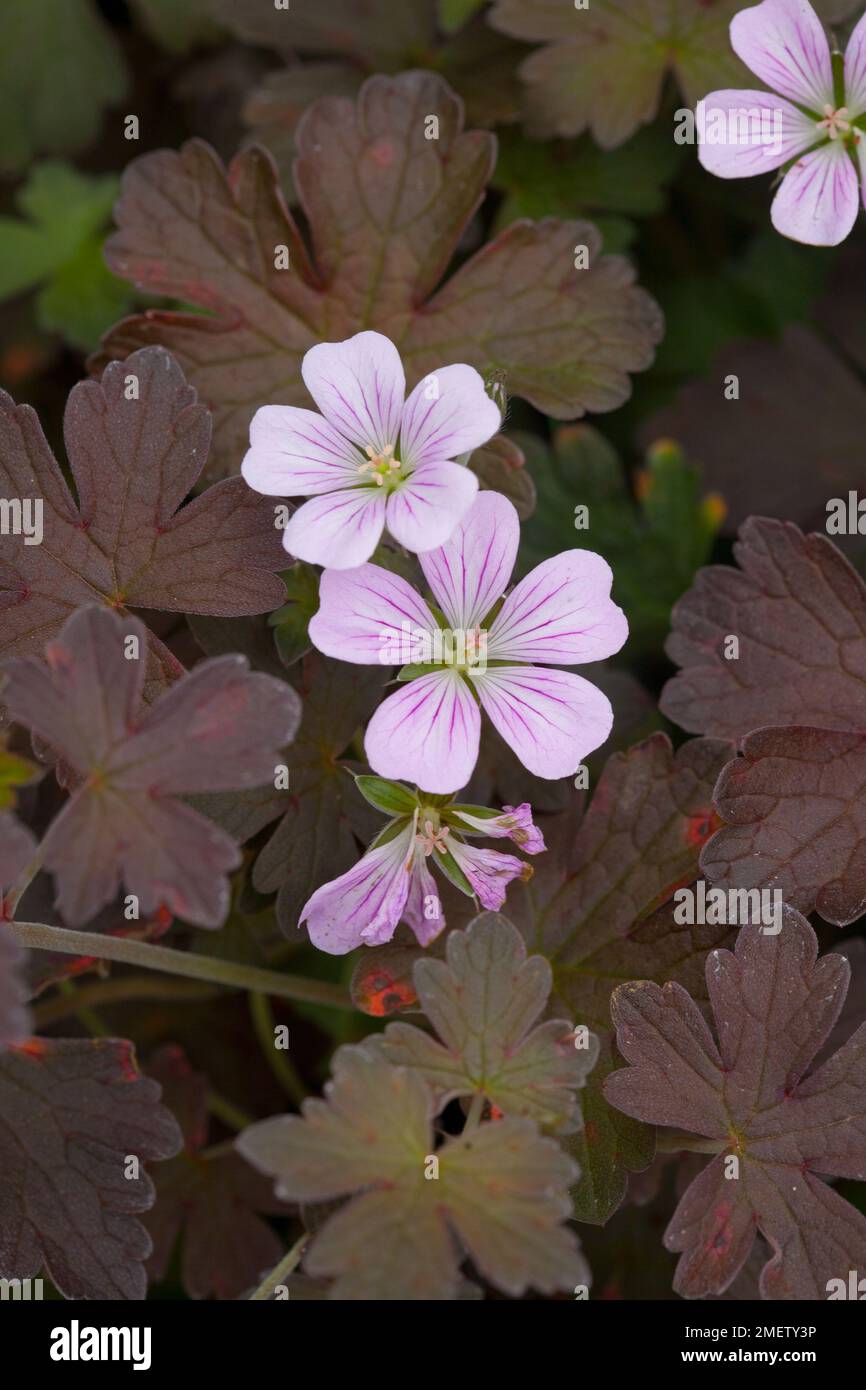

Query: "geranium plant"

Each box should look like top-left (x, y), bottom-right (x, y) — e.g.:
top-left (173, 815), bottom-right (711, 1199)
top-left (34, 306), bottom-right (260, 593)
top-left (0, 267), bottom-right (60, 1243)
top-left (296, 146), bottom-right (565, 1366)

top-left (0, 0), bottom-right (865, 1322)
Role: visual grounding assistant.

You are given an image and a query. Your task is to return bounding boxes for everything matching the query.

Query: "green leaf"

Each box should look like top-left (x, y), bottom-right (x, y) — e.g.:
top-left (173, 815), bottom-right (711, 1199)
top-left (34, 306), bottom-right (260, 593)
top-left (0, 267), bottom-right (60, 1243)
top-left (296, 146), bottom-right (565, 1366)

top-left (268, 562), bottom-right (319, 667)
top-left (0, 741), bottom-right (38, 811)
top-left (0, 163), bottom-right (133, 350)
top-left (492, 126), bottom-right (682, 228)
top-left (489, 0), bottom-right (749, 146)
top-left (354, 776), bottom-right (419, 817)
top-left (129, 0), bottom-right (222, 53)
top-left (0, 1), bottom-right (127, 174)
top-left (519, 426), bottom-right (723, 653)
top-left (378, 913), bottom-right (599, 1132)
top-left (237, 1045), bottom-right (587, 1299)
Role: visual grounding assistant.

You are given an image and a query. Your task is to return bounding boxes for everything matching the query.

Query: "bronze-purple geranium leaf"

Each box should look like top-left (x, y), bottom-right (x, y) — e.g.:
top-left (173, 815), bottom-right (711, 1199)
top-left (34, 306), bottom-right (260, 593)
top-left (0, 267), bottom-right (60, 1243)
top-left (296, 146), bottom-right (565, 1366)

top-left (94, 71), bottom-right (663, 478)
top-left (661, 518), bottom-right (866, 925)
top-left (0, 345), bottom-right (287, 697)
top-left (0, 1036), bottom-right (182, 1299)
top-left (0, 605), bottom-right (301, 927)
top-left (605, 911), bottom-right (866, 1299)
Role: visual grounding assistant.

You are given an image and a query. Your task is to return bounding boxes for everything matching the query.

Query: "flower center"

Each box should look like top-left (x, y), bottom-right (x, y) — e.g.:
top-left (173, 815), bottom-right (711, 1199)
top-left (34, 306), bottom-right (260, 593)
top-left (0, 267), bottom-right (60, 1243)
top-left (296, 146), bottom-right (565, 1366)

top-left (416, 819), bottom-right (450, 857)
top-left (358, 442), bottom-right (403, 487)
top-left (439, 626), bottom-right (487, 671)
top-left (817, 104), bottom-right (851, 139)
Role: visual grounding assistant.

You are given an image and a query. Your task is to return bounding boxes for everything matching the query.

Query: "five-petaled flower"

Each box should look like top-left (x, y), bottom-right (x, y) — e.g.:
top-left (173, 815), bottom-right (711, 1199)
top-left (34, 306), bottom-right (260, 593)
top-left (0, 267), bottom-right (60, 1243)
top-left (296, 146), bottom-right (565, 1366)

top-left (241, 330), bottom-right (502, 569)
top-left (308, 492), bottom-right (628, 793)
top-left (699, 0), bottom-right (866, 246)
top-left (299, 781), bottom-right (546, 954)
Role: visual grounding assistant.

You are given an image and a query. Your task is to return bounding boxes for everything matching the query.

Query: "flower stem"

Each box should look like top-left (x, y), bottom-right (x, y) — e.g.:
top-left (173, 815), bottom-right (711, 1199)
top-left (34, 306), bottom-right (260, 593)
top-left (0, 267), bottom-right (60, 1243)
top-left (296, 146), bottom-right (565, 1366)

top-left (33, 975), bottom-right (220, 1028)
top-left (7, 922), bottom-right (353, 1011)
top-left (206, 1094), bottom-right (253, 1134)
top-left (249, 1233), bottom-right (308, 1300)
top-left (249, 992), bottom-right (307, 1105)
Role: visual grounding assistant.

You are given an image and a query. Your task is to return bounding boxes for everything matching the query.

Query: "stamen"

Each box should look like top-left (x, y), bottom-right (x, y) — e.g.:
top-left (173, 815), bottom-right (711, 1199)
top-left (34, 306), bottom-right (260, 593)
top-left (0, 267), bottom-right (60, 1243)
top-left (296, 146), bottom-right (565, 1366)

top-left (358, 442), bottom-right (398, 483)
top-left (817, 105), bottom-right (851, 139)
top-left (415, 820), bottom-right (451, 856)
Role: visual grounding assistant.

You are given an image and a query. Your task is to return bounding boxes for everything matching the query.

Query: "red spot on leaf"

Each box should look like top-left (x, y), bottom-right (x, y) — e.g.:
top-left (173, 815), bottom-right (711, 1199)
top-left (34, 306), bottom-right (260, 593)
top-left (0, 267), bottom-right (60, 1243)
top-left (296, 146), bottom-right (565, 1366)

top-left (684, 808), bottom-right (722, 847)
top-left (9, 1038), bottom-right (49, 1060)
top-left (355, 969), bottom-right (418, 1017)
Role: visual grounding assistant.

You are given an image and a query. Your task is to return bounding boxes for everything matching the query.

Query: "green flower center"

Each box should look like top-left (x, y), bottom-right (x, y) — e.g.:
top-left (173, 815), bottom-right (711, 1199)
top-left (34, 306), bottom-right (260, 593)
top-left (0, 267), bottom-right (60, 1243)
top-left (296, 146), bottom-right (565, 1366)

top-left (357, 441), bottom-right (407, 490)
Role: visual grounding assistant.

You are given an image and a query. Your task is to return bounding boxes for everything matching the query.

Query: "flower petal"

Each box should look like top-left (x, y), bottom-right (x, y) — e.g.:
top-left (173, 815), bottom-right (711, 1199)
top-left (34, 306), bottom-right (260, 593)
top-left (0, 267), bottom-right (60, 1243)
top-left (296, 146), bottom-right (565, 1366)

top-left (730, 0), bottom-right (834, 112)
top-left (447, 839), bottom-right (529, 912)
top-left (487, 549), bottom-right (628, 665)
top-left (365, 670), bottom-right (481, 794)
top-left (419, 491), bottom-right (519, 631)
top-left (399, 364), bottom-right (501, 468)
top-left (470, 666), bottom-right (613, 780)
top-left (282, 489), bottom-right (386, 569)
top-left (299, 823), bottom-right (417, 955)
top-left (241, 405), bottom-right (362, 496)
top-left (385, 460), bottom-right (479, 553)
top-left (308, 564), bottom-right (437, 665)
top-left (402, 849), bottom-right (447, 946)
top-left (301, 331), bottom-right (405, 451)
top-left (696, 90), bottom-right (816, 178)
top-left (446, 802), bottom-right (546, 855)
top-left (771, 141), bottom-right (860, 246)
top-left (845, 10), bottom-right (866, 119)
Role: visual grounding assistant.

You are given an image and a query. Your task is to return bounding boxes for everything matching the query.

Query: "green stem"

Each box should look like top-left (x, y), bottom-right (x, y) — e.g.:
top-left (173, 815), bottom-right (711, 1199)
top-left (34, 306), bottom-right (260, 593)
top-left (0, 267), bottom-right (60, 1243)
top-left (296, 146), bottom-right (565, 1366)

top-left (6, 839), bottom-right (48, 917)
top-left (57, 978), bottom-right (109, 1037)
top-left (249, 993), bottom-right (307, 1106)
top-left (7, 922), bottom-right (353, 1011)
top-left (250, 1234), bottom-right (308, 1301)
top-left (206, 1092), bottom-right (254, 1134)
top-left (34, 975), bottom-right (220, 1028)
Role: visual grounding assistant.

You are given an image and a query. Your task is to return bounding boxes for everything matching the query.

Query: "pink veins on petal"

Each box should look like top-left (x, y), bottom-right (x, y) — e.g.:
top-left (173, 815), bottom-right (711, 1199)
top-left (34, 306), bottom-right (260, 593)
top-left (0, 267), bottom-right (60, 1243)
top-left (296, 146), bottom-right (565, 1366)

top-left (309, 492), bottom-right (628, 793)
top-left (698, 0), bottom-right (866, 246)
top-left (241, 330), bottom-right (501, 568)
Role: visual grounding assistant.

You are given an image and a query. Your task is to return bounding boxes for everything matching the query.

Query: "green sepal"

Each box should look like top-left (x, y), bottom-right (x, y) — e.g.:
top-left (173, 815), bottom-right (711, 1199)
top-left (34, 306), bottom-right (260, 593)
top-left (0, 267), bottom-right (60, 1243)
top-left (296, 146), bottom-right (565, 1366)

top-left (432, 843), bottom-right (474, 897)
top-left (354, 776), bottom-right (419, 817)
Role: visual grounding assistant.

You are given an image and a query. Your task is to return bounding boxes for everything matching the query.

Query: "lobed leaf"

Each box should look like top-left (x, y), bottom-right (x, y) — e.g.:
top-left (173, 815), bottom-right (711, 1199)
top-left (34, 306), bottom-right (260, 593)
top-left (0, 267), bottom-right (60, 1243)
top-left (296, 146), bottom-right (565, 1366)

top-left (605, 911), bottom-right (866, 1299)
top-left (703, 727), bottom-right (866, 927)
top-left (238, 1044), bottom-right (587, 1299)
top-left (379, 912), bottom-right (598, 1132)
top-left (96, 71), bottom-right (663, 477)
top-left (1, 605), bottom-right (301, 927)
top-left (489, 0), bottom-right (748, 145)
top-left (662, 517), bottom-right (866, 741)
top-left (0, 346), bottom-right (287, 696)
top-left (0, 1037), bottom-right (182, 1299)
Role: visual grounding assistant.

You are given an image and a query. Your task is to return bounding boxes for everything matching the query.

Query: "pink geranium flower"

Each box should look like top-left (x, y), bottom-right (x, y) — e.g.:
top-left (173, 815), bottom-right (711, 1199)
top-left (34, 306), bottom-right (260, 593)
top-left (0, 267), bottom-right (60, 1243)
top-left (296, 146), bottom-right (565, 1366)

top-left (698, 0), bottom-right (866, 245)
top-left (308, 492), bottom-right (628, 793)
top-left (241, 330), bottom-right (501, 569)
top-left (300, 784), bottom-right (545, 955)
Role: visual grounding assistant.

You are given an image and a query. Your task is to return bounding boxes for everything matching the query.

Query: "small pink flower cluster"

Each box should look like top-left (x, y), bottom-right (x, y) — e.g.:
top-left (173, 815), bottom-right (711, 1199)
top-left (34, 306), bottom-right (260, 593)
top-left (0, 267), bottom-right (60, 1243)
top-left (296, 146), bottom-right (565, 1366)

top-left (243, 331), bottom-right (628, 952)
